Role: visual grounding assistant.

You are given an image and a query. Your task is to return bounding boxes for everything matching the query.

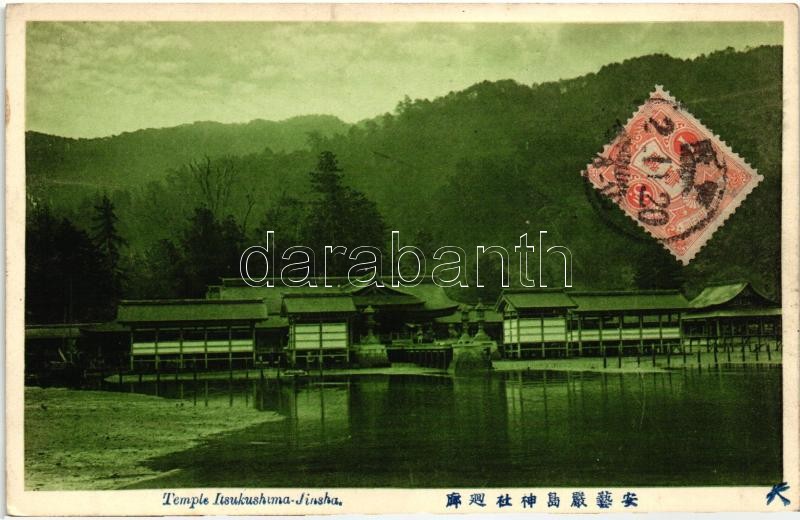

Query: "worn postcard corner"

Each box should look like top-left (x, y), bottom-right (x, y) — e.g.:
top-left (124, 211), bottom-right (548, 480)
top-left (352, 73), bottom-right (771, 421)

top-left (4, 2), bottom-right (800, 516)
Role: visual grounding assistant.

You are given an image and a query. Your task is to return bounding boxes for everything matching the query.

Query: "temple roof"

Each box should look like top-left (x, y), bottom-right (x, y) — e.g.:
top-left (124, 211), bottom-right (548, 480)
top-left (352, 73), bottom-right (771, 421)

top-left (435, 308), bottom-right (503, 324)
top-left (213, 277), bottom-right (460, 314)
top-left (568, 290), bottom-right (689, 313)
top-left (496, 289), bottom-right (577, 312)
top-left (391, 283), bottom-right (460, 312)
top-left (688, 282), bottom-right (777, 309)
top-left (682, 308), bottom-right (782, 320)
top-left (281, 294), bottom-right (357, 315)
top-left (117, 299), bottom-right (267, 323)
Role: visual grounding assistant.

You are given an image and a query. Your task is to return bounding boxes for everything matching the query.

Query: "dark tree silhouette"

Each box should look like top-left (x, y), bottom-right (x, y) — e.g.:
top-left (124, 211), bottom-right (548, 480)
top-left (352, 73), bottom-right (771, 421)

top-left (178, 208), bottom-right (245, 297)
top-left (26, 204), bottom-right (109, 322)
top-left (302, 152), bottom-right (387, 275)
top-left (633, 245), bottom-right (686, 290)
top-left (254, 192), bottom-right (306, 272)
top-left (91, 194), bottom-right (128, 299)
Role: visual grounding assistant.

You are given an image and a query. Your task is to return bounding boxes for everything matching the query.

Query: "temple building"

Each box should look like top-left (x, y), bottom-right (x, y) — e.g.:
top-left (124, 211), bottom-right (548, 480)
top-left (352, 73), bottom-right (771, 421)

top-left (565, 290), bottom-right (689, 358)
top-left (24, 278), bottom-right (783, 374)
top-left (495, 289), bottom-right (576, 358)
top-left (204, 277), bottom-right (462, 367)
top-left (116, 299), bottom-right (267, 371)
top-left (496, 289), bottom-right (689, 358)
top-left (681, 282), bottom-right (782, 356)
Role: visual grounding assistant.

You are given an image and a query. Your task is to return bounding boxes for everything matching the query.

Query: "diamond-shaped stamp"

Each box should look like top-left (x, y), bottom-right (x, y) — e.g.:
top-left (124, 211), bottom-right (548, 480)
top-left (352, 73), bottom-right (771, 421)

top-left (583, 86), bottom-right (763, 265)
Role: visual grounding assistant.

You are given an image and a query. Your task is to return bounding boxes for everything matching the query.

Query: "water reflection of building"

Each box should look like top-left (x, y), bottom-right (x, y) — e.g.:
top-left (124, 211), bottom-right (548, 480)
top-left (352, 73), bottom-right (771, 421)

top-left (24, 279), bottom-right (781, 374)
top-left (273, 379), bottom-right (352, 448)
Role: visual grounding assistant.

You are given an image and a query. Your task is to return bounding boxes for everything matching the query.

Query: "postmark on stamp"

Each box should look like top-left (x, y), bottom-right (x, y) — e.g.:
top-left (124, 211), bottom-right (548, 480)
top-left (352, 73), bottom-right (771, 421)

top-left (582, 86), bottom-right (763, 264)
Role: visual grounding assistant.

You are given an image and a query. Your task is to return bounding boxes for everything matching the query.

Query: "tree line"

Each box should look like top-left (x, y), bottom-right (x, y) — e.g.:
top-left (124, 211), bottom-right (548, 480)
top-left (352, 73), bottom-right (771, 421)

top-left (25, 151), bottom-right (387, 324)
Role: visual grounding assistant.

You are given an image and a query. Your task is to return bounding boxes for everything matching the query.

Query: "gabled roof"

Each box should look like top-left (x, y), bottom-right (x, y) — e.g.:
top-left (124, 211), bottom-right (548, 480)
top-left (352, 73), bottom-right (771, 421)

top-left (215, 277), bottom-right (461, 313)
top-left (82, 321), bottom-right (129, 333)
top-left (25, 324), bottom-right (88, 339)
top-left (689, 282), bottom-right (777, 309)
top-left (682, 308), bottom-right (782, 320)
top-left (392, 283), bottom-right (461, 312)
top-left (213, 283), bottom-right (340, 314)
top-left (281, 294), bottom-right (357, 315)
top-left (347, 284), bottom-right (423, 307)
top-left (496, 289), bottom-right (577, 312)
top-left (435, 308), bottom-right (504, 324)
top-left (117, 299), bottom-right (267, 323)
top-left (255, 316), bottom-right (290, 329)
top-left (568, 291), bottom-right (689, 313)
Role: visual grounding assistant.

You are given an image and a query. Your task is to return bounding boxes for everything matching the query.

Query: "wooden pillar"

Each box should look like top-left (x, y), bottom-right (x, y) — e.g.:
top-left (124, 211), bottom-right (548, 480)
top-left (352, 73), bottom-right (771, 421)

top-left (179, 326), bottom-right (184, 370)
top-left (564, 314), bottom-right (569, 358)
top-left (318, 320), bottom-right (323, 376)
top-left (741, 318), bottom-right (748, 354)
top-left (742, 319), bottom-right (747, 362)
top-left (154, 327), bottom-right (160, 373)
top-left (345, 320), bottom-right (351, 364)
top-left (618, 312), bottom-right (623, 368)
top-left (203, 325), bottom-right (209, 369)
top-left (653, 314), bottom-right (660, 367)
top-left (290, 320), bottom-right (297, 367)
top-left (516, 316), bottom-right (521, 359)
top-left (129, 327), bottom-right (135, 371)
top-left (726, 319), bottom-right (732, 362)
top-left (252, 323), bottom-right (257, 367)
top-left (638, 314), bottom-right (644, 357)
top-left (228, 325), bottom-right (233, 371)
top-left (599, 315), bottom-right (605, 367)
top-left (578, 314), bottom-right (583, 357)
top-left (540, 315), bottom-right (545, 358)
top-left (679, 314), bottom-right (686, 364)
top-left (666, 313), bottom-right (672, 366)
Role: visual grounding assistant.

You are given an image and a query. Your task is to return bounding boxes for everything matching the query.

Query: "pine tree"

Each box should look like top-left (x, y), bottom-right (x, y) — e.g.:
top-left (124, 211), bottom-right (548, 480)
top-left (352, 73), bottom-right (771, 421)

top-left (178, 208), bottom-right (245, 297)
top-left (91, 194), bottom-right (127, 286)
top-left (302, 152), bottom-right (387, 275)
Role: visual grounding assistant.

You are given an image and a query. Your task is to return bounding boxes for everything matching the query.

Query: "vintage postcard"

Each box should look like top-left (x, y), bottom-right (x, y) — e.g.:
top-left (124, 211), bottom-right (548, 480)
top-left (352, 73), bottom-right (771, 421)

top-left (5, 3), bottom-right (799, 515)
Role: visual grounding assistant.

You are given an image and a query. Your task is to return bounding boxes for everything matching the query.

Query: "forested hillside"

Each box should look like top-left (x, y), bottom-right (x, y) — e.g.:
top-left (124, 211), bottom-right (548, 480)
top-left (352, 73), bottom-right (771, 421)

top-left (25, 45), bottom-right (782, 321)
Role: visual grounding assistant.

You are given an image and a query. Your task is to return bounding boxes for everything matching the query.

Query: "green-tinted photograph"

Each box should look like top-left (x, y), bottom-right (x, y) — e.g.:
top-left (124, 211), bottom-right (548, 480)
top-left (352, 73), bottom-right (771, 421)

top-left (24, 19), bottom-right (784, 493)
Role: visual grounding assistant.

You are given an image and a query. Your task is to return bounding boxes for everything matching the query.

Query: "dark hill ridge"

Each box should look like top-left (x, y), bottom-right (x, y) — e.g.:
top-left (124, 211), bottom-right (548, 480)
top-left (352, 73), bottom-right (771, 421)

top-left (301, 46), bottom-right (781, 297)
top-left (26, 114), bottom-right (351, 187)
top-left (26, 46), bottom-right (782, 297)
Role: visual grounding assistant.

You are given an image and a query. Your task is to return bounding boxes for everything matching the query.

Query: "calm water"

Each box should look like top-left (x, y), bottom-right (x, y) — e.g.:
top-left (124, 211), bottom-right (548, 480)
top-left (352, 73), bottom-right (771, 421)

top-left (113, 366), bottom-right (782, 488)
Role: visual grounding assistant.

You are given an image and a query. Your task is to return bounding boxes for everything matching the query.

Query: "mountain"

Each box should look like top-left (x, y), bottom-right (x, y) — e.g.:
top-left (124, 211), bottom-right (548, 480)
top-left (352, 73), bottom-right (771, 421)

top-left (25, 46), bottom-right (783, 298)
top-left (26, 114), bottom-right (350, 189)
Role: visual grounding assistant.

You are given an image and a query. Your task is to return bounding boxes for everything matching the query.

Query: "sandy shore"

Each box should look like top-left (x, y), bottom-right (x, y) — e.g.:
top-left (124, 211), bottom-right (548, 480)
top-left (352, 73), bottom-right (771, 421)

top-left (24, 386), bottom-right (281, 490)
top-left (27, 351), bottom-right (781, 490)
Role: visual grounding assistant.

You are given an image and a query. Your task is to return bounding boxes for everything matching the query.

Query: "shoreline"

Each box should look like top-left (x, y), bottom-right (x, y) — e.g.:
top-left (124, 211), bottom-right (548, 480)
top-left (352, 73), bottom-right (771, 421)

top-left (24, 386), bottom-right (282, 491)
top-left (27, 353), bottom-right (782, 491)
top-left (494, 350), bottom-right (782, 373)
top-left (104, 352), bottom-right (783, 384)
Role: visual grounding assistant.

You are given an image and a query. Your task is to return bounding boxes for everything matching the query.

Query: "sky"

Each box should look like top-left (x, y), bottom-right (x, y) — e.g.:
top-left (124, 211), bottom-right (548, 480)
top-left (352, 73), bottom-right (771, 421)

top-left (26, 21), bottom-right (782, 138)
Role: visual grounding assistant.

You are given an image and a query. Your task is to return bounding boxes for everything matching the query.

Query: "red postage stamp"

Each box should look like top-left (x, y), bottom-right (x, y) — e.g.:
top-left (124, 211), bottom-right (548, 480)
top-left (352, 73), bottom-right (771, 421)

top-left (583, 86), bottom-right (763, 265)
